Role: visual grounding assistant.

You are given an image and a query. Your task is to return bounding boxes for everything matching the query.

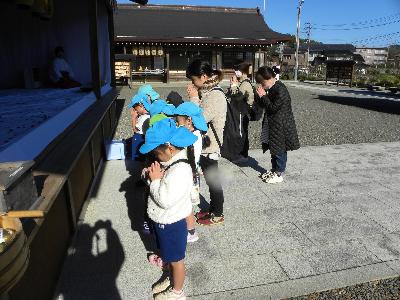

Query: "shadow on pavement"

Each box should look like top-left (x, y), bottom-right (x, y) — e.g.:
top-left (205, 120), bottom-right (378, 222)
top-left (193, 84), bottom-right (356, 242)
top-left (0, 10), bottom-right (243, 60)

top-left (317, 95), bottom-right (400, 115)
top-left (57, 220), bottom-right (124, 300)
top-left (234, 156), bottom-right (268, 175)
top-left (120, 159), bottom-right (158, 253)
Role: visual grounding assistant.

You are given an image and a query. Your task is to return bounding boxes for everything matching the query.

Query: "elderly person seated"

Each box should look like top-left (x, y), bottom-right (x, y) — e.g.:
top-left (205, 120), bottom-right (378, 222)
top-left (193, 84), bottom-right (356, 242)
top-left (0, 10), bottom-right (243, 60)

top-left (49, 46), bottom-right (81, 89)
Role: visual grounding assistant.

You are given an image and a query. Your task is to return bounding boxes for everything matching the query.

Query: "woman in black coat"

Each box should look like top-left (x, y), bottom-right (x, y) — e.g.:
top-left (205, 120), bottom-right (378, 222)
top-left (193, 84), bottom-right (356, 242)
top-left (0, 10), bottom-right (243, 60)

top-left (255, 66), bottom-right (300, 184)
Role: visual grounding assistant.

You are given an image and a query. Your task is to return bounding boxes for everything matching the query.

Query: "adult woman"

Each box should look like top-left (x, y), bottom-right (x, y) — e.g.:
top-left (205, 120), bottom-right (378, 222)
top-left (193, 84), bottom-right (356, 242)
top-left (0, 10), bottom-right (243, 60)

top-left (186, 59), bottom-right (226, 226)
top-left (229, 61), bottom-right (255, 163)
top-left (255, 66), bottom-right (300, 184)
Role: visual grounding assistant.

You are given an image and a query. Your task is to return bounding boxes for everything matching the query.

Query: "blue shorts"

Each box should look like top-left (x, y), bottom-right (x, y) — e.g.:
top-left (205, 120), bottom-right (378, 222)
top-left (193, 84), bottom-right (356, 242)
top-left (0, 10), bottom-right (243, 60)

top-left (131, 133), bottom-right (145, 159)
top-left (154, 218), bottom-right (187, 263)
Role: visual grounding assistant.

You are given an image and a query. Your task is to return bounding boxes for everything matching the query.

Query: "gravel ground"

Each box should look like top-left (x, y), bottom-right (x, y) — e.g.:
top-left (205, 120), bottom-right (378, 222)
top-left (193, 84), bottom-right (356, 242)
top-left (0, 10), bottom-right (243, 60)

top-left (287, 276), bottom-right (400, 300)
top-left (114, 82), bottom-right (400, 148)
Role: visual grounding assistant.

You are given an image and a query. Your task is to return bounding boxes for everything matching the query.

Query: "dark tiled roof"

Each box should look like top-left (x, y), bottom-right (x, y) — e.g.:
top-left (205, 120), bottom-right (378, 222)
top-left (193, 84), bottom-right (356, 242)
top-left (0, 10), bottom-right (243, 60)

top-left (115, 4), bottom-right (290, 45)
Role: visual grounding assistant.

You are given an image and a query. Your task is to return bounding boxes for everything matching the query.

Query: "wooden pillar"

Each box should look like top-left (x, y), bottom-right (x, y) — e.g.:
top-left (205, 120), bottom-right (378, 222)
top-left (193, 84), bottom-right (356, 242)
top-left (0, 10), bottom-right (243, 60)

top-left (89, 0), bottom-right (101, 99)
top-left (108, 4), bottom-right (116, 87)
top-left (252, 50), bottom-right (256, 81)
top-left (165, 51), bottom-right (170, 83)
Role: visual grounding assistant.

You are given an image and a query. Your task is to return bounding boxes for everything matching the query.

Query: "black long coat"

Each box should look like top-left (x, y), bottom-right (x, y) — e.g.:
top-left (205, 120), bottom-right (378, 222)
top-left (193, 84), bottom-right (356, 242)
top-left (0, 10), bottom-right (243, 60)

top-left (258, 81), bottom-right (300, 155)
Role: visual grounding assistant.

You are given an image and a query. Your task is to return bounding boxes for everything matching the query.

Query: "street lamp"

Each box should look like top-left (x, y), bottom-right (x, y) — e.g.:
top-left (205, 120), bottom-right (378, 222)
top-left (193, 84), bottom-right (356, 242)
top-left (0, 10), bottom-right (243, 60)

top-left (294, 0), bottom-right (305, 81)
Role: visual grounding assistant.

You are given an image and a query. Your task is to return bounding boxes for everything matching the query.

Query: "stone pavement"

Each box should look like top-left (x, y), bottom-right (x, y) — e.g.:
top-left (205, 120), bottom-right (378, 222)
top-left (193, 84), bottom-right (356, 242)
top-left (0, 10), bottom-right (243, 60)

top-left (55, 142), bottom-right (400, 300)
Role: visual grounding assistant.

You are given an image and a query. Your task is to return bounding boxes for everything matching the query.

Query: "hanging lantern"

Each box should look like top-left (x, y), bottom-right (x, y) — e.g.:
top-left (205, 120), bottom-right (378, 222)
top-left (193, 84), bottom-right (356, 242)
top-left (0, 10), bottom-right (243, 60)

top-left (157, 47), bottom-right (164, 56)
top-left (132, 47), bottom-right (138, 56)
top-left (145, 47), bottom-right (151, 56)
top-left (151, 46), bottom-right (157, 56)
top-left (139, 47), bottom-right (145, 56)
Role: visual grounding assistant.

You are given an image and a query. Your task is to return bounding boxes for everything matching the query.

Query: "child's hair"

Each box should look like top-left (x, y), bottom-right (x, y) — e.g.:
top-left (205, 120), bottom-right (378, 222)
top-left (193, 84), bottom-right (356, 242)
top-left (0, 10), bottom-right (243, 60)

top-left (233, 61), bottom-right (251, 75)
top-left (255, 66), bottom-right (277, 84)
top-left (156, 144), bottom-right (196, 173)
top-left (186, 59), bottom-right (224, 82)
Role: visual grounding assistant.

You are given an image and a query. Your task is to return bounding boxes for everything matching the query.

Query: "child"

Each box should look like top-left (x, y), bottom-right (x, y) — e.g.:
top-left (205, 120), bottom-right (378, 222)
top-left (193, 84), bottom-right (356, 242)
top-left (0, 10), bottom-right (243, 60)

top-left (149, 100), bottom-right (176, 117)
top-left (128, 93), bottom-right (151, 160)
top-left (140, 118), bottom-right (197, 300)
top-left (138, 84), bottom-right (161, 102)
top-left (174, 102), bottom-right (208, 242)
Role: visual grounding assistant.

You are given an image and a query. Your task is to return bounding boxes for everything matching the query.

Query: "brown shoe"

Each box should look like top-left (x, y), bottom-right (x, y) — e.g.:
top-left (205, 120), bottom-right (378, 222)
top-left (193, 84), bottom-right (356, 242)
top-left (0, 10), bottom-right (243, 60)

top-left (197, 213), bottom-right (224, 226)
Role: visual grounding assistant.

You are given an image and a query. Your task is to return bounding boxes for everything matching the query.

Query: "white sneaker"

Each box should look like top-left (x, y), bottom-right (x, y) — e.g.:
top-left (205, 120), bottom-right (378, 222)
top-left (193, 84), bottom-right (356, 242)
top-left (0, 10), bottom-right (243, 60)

top-left (260, 170), bottom-right (274, 180)
top-left (152, 276), bottom-right (171, 294)
top-left (187, 232), bottom-right (199, 243)
top-left (264, 173), bottom-right (283, 184)
top-left (154, 288), bottom-right (186, 300)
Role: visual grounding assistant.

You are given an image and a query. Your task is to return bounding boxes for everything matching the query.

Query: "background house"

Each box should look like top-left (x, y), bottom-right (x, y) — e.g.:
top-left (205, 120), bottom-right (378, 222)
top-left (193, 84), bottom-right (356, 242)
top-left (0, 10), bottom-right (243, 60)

top-left (355, 47), bottom-right (389, 66)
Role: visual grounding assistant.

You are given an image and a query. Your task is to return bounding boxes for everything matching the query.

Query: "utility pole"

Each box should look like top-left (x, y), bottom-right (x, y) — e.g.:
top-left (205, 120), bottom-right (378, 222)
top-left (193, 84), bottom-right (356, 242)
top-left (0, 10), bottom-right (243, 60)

top-left (305, 22), bottom-right (312, 68)
top-left (294, 0), bottom-right (305, 81)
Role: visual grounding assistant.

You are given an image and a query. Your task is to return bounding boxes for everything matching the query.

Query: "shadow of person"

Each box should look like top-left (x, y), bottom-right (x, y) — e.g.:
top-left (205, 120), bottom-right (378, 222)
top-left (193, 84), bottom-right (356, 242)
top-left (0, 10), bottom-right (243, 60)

top-left (56, 220), bottom-right (124, 300)
top-left (119, 159), bottom-right (158, 253)
top-left (234, 156), bottom-right (268, 175)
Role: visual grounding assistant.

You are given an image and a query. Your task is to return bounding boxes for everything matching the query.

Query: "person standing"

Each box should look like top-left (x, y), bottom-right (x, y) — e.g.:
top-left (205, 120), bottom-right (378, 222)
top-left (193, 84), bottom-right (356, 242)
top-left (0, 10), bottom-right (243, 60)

top-left (229, 61), bottom-right (255, 163)
top-left (186, 59), bottom-right (226, 226)
top-left (255, 66), bottom-right (300, 184)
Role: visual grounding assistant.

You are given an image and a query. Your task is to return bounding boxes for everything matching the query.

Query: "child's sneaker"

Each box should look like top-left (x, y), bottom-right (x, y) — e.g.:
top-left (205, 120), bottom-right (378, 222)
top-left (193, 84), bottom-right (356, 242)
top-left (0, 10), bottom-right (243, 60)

top-left (187, 232), bottom-right (199, 243)
top-left (260, 170), bottom-right (274, 180)
top-left (154, 287), bottom-right (186, 300)
top-left (264, 172), bottom-right (283, 184)
top-left (152, 276), bottom-right (171, 294)
top-left (194, 211), bottom-right (209, 220)
top-left (197, 213), bottom-right (224, 226)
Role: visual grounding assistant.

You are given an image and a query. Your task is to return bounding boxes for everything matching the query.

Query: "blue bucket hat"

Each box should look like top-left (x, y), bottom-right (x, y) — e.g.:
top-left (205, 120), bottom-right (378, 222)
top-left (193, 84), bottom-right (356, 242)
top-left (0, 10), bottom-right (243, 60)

top-left (137, 84), bottom-right (160, 101)
top-left (139, 118), bottom-right (198, 154)
top-left (174, 102), bottom-right (208, 132)
top-left (128, 93), bottom-right (151, 111)
top-left (149, 100), bottom-right (175, 117)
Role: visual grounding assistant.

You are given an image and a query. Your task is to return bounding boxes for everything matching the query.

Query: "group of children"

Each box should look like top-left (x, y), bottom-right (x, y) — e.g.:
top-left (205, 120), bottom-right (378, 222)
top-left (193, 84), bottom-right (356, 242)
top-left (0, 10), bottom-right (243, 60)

top-left (128, 84), bottom-right (209, 300)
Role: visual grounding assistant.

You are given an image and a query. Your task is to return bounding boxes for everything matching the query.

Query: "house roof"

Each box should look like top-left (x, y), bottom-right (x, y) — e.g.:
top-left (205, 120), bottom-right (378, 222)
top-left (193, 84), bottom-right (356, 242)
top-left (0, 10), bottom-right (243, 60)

top-left (114, 4), bottom-right (290, 46)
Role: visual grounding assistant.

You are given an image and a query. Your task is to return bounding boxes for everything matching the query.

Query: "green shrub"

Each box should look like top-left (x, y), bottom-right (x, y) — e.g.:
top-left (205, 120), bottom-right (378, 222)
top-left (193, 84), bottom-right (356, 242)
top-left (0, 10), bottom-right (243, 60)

top-left (374, 74), bottom-right (400, 87)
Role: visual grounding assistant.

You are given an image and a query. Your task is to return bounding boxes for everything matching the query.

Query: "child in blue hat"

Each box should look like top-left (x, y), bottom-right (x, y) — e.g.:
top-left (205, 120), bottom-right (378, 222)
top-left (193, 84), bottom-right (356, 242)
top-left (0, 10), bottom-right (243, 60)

top-left (174, 102), bottom-right (208, 243)
top-left (140, 118), bottom-right (197, 300)
top-left (128, 93), bottom-right (151, 160)
top-left (138, 84), bottom-right (161, 102)
top-left (149, 99), bottom-right (176, 117)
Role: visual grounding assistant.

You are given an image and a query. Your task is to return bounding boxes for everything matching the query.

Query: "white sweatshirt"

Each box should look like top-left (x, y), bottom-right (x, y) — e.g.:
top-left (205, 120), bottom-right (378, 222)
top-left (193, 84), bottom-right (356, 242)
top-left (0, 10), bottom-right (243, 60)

top-left (148, 150), bottom-right (193, 224)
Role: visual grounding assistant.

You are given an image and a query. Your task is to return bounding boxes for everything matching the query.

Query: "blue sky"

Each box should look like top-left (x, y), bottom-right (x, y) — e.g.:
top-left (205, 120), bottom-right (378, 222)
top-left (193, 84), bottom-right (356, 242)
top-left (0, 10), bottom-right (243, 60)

top-left (118, 0), bottom-right (400, 46)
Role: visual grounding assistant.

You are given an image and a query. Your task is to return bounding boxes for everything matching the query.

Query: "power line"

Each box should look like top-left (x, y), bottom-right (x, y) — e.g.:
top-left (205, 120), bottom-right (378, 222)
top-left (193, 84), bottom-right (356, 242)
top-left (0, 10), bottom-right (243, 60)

top-left (312, 18), bottom-right (400, 31)
top-left (313, 12), bottom-right (400, 27)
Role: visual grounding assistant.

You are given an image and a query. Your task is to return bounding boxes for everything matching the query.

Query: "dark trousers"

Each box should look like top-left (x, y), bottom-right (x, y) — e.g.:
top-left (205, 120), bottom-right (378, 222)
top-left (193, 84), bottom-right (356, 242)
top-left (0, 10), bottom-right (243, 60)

top-left (271, 152), bottom-right (287, 173)
top-left (240, 115), bottom-right (250, 158)
top-left (199, 155), bottom-right (224, 216)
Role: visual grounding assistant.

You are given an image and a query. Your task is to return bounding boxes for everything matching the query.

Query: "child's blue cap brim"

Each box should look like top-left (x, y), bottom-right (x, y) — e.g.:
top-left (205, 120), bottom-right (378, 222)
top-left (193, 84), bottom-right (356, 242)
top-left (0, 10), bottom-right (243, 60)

top-left (174, 102), bottom-right (208, 132)
top-left (128, 93), bottom-right (151, 111)
top-left (138, 84), bottom-right (160, 101)
top-left (149, 100), bottom-right (175, 117)
top-left (139, 118), bottom-right (198, 154)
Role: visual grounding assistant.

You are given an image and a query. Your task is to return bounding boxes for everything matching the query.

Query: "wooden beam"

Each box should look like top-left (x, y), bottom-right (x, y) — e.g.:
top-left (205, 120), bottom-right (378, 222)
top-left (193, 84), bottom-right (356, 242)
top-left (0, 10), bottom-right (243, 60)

top-left (89, 0), bottom-right (101, 99)
top-left (108, 4), bottom-right (116, 87)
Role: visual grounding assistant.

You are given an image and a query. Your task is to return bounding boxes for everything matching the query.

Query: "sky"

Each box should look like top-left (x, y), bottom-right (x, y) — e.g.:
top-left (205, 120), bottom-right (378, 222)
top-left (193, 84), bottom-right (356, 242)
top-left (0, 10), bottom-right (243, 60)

top-left (117, 0), bottom-right (400, 47)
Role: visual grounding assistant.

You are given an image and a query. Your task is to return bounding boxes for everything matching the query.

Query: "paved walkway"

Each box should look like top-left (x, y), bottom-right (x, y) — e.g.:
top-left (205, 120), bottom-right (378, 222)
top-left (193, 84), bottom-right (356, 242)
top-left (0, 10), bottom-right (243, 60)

top-left (55, 142), bottom-right (400, 300)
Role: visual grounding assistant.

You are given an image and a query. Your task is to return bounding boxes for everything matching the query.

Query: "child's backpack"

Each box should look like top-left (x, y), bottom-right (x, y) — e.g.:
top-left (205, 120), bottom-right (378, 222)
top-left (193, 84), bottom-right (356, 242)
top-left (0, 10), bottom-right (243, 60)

top-left (208, 87), bottom-right (246, 161)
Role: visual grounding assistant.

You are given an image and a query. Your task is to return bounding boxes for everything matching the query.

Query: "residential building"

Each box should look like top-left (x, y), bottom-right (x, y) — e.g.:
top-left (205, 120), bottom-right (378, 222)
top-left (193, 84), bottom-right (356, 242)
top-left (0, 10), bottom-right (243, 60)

top-left (355, 47), bottom-right (389, 65)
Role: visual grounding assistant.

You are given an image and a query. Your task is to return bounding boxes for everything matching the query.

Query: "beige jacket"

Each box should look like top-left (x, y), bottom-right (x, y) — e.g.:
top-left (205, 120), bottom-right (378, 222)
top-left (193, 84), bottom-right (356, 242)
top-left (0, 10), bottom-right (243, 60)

top-left (190, 81), bottom-right (227, 156)
top-left (230, 75), bottom-right (255, 106)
